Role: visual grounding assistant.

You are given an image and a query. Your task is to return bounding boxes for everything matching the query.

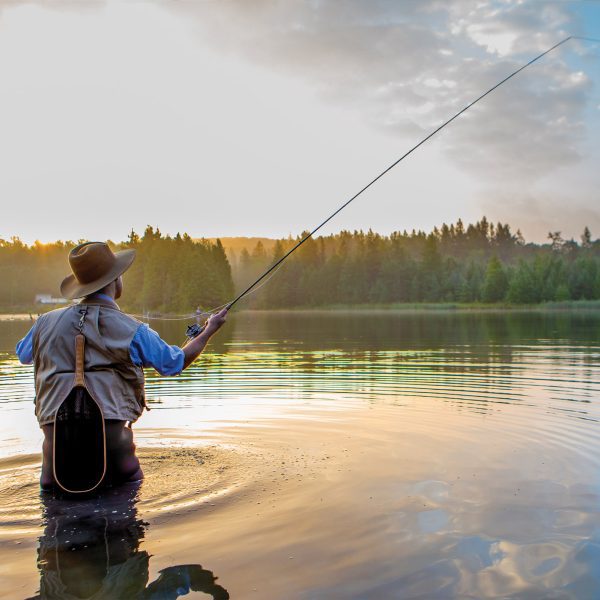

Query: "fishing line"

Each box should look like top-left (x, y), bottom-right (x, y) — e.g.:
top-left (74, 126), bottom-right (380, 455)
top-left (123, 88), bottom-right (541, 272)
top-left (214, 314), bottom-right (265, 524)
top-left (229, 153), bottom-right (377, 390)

top-left (129, 263), bottom-right (287, 323)
top-left (178, 262), bottom-right (289, 342)
top-left (141, 34), bottom-right (597, 331)
top-left (215, 35), bottom-right (597, 312)
top-left (129, 311), bottom-right (200, 321)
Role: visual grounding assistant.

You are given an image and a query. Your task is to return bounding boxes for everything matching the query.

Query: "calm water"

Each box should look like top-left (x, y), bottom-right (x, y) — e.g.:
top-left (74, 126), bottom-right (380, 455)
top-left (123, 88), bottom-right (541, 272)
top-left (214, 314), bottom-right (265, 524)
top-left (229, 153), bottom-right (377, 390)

top-left (1, 310), bottom-right (600, 599)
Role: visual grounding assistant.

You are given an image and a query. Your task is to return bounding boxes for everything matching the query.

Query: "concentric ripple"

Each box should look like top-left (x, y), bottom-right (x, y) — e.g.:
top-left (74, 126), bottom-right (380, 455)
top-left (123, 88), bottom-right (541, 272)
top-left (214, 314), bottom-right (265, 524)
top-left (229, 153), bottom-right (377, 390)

top-left (0, 445), bottom-right (255, 538)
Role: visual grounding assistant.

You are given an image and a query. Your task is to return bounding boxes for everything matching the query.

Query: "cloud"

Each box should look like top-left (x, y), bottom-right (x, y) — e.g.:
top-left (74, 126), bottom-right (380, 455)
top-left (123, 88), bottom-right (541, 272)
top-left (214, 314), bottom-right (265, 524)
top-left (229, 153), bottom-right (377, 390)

top-left (161, 0), bottom-right (594, 184)
top-left (3, 0), bottom-right (593, 185)
top-left (447, 0), bottom-right (573, 56)
top-left (0, 0), bottom-right (595, 242)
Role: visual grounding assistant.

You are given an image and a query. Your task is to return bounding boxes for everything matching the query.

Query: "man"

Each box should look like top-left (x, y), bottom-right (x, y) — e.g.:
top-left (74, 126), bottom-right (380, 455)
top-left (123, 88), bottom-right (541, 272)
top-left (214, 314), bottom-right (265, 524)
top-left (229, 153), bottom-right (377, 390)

top-left (16, 241), bottom-right (227, 491)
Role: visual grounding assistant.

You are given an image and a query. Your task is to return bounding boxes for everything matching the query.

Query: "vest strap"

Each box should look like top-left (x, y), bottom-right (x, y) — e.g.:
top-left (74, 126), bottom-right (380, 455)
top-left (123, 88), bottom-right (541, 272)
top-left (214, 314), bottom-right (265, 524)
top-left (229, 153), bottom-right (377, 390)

top-left (74, 334), bottom-right (85, 387)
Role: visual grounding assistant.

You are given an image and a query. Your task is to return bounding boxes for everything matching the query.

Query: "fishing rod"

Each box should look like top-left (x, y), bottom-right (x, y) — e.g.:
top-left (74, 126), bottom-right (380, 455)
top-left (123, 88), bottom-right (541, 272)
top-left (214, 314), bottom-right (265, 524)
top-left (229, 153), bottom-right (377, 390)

top-left (186, 34), bottom-right (598, 338)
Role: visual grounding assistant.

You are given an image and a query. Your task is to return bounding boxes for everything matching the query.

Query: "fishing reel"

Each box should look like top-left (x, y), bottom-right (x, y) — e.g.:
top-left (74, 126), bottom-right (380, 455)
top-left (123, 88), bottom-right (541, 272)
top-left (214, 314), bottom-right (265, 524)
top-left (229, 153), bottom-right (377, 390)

top-left (185, 322), bottom-right (206, 340)
top-left (186, 306), bottom-right (214, 340)
top-left (185, 302), bottom-right (233, 340)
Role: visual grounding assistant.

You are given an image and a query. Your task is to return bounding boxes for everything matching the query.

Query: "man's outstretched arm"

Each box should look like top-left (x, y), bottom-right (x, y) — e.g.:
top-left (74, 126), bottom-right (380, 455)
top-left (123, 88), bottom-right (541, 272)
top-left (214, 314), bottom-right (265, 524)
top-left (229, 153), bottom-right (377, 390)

top-left (129, 308), bottom-right (228, 375)
top-left (181, 308), bottom-right (228, 369)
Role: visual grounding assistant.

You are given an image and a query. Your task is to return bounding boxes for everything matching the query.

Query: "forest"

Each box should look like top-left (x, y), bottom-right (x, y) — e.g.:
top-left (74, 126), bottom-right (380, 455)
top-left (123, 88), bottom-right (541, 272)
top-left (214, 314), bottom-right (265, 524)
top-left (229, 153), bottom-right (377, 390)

top-left (1, 218), bottom-right (599, 312)
top-left (230, 218), bottom-right (600, 307)
top-left (0, 228), bottom-right (234, 313)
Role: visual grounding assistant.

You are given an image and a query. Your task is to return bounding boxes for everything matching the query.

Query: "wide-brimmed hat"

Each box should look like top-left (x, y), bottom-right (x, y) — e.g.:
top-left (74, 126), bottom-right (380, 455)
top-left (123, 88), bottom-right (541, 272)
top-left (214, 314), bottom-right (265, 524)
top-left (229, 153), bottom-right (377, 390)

top-left (60, 242), bottom-right (136, 300)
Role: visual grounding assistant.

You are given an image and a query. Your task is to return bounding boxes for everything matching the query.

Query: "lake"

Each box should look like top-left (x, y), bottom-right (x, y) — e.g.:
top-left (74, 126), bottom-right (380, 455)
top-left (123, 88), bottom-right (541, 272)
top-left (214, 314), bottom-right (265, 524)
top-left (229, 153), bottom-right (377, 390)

top-left (1, 310), bottom-right (600, 599)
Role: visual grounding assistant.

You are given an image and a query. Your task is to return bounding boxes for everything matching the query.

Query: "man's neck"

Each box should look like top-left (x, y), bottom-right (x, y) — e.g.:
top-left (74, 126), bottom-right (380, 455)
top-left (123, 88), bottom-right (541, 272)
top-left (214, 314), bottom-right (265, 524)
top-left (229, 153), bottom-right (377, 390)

top-left (83, 292), bottom-right (119, 308)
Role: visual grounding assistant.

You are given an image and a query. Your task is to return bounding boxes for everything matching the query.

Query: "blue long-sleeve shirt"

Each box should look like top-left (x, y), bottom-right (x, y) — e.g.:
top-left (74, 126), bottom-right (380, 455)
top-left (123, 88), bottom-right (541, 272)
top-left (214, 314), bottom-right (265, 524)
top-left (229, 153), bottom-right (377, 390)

top-left (129, 323), bottom-right (185, 375)
top-left (16, 301), bottom-right (184, 376)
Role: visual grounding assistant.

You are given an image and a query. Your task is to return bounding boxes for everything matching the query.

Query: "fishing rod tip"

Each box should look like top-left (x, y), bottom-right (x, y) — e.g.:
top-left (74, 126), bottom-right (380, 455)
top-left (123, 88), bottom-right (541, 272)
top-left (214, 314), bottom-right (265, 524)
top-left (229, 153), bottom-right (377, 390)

top-left (571, 35), bottom-right (600, 44)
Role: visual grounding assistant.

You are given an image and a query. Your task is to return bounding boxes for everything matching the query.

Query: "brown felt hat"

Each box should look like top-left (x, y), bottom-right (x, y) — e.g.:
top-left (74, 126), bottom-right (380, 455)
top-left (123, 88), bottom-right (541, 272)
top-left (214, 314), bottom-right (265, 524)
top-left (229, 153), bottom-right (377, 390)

top-left (60, 242), bottom-right (136, 300)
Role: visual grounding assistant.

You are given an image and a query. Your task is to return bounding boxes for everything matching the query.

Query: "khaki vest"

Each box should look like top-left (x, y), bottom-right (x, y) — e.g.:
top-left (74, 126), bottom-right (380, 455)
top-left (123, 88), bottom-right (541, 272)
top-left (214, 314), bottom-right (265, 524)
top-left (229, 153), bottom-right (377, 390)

top-left (32, 300), bottom-right (146, 426)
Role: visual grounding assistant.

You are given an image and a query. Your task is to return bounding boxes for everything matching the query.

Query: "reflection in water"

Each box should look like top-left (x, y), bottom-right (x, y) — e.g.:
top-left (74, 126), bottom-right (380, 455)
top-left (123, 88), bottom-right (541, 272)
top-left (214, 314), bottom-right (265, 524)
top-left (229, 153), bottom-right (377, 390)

top-left (27, 483), bottom-right (229, 600)
top-left (2, 310), bottom-right (600, 597)
top-left (3, 309), bottom-right (600, 354)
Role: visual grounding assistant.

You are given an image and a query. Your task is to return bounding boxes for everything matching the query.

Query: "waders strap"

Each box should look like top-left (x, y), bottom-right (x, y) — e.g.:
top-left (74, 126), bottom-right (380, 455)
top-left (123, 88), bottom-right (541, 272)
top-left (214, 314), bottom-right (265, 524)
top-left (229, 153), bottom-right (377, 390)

top-left (74, 334), bottom-right (85, 388)
top-left (53, 305), bottom-right (107, 494)
top-left (74, 305), bottom-right (87, 387)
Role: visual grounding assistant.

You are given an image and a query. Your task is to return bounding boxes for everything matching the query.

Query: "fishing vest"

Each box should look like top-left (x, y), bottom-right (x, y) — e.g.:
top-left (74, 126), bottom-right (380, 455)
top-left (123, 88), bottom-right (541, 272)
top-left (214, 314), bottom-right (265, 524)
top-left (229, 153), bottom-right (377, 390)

top-left (32, 300), bottom-right (146, 426)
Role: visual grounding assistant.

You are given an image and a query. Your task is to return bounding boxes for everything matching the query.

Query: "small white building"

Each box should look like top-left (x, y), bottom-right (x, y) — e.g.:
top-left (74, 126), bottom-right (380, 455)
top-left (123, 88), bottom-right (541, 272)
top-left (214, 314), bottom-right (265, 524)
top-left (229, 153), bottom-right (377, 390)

top-left (35, 294), bottom-right (67, 305)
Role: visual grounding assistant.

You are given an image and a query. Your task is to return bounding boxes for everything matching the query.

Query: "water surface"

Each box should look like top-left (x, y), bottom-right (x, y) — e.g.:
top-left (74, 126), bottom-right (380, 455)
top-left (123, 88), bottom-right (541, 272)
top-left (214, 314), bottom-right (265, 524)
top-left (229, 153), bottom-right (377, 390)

top-left (1, 310), bottom-right (600, 598)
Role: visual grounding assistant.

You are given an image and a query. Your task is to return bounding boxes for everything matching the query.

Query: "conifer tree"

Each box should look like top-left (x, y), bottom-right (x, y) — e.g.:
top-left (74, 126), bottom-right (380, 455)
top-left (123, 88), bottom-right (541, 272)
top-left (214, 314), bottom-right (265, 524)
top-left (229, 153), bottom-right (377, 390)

top-left (482, 256), bottom-right (508, 302)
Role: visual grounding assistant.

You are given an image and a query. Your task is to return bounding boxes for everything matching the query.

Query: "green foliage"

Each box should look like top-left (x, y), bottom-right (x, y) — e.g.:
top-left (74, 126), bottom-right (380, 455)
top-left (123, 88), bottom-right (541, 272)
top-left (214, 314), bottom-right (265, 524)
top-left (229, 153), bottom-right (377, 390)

top-left (0, 238), bottom-right (76, 307)
top-left (482, 256), bottom-right (508, 303)
top-left (507, 260), bottom-right (538, 304)
top-left (2, 220), bottom-right (599, 312)
top-left (120, 228), bottom-right (234, 312)
top-left (232, 220), bottom-right (600, 308)
top-left (555, 284), bottom-right (570, 301)
top-left (0, 229), bottom-right (234, 313)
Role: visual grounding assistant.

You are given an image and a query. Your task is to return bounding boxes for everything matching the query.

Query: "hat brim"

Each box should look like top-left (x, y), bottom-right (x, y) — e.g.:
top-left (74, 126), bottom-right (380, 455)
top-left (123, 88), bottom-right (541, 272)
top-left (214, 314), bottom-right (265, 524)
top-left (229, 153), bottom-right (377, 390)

top-left (60, 249), bottom-right (136, 300)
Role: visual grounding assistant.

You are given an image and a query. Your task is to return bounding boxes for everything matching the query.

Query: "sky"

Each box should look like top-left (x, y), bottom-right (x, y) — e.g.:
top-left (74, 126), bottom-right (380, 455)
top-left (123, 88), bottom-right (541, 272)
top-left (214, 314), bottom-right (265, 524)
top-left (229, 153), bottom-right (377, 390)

top-left (0, 0), bottom-right (598, 244)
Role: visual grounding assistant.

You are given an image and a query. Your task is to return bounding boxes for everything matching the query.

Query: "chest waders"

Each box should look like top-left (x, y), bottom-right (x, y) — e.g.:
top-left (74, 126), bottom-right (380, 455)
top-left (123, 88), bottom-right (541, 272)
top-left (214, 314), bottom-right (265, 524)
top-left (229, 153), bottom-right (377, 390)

top-left (53, 306), bottom-right (107, 494)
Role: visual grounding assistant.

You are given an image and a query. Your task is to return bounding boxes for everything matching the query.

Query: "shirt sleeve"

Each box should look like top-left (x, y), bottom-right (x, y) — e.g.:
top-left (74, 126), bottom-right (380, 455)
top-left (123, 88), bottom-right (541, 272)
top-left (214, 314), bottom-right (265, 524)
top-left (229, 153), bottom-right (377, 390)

top-left (129, 323), bottom-right (184, 376)
top-left (15, 322), bottom-right (37, 365)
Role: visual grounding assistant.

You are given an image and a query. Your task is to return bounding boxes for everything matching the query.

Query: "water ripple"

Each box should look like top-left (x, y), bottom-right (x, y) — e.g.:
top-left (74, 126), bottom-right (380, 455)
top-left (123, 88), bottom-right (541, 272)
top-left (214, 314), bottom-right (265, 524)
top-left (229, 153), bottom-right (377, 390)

top-left (2, 342), bottom-right (600, 478)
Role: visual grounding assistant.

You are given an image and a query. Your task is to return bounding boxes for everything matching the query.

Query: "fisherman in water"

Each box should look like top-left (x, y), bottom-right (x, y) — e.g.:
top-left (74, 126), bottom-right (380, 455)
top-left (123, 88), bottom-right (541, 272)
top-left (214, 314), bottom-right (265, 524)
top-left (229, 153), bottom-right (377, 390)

top-left (16, 242), bottom-right (227, 492)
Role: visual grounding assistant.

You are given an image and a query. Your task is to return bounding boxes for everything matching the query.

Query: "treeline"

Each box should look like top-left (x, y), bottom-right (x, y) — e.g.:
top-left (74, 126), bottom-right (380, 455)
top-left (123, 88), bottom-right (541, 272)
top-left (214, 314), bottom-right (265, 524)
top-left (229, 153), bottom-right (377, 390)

top-left (2, 219), bottom-right (600, 312)
top-left (0, 227), bottom-right (234, 313)
top-left (120, 228), bottom-right (234, 312)
top-left (0, 239), bottom-right (72, 307)
top-left (231, 218), bottom-right (600, 307)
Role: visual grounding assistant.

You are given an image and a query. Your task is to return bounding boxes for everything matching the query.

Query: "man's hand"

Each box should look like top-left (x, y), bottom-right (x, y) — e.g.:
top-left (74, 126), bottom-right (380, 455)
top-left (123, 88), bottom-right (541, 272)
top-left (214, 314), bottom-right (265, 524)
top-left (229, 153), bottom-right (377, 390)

top-left (204, 308), bottom-right (228, 336)
top-left (182, 308), bottom-right (228, 370)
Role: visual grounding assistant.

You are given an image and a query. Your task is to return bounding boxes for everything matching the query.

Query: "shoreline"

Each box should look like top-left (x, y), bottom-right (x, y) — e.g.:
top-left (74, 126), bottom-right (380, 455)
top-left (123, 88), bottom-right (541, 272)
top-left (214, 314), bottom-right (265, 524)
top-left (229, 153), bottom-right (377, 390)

top-left (242, 300), bottom-right (600, 314)
top-left (2, 300), bottom-right (600, 320)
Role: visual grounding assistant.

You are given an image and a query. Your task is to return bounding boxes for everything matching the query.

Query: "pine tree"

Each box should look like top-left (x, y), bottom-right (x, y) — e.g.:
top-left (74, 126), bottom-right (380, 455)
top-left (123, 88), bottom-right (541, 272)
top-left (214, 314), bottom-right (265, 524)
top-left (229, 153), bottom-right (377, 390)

top-left (581, 226), bottom-right (592, 248)
top-left (482, 256), bottom-right (508, 302)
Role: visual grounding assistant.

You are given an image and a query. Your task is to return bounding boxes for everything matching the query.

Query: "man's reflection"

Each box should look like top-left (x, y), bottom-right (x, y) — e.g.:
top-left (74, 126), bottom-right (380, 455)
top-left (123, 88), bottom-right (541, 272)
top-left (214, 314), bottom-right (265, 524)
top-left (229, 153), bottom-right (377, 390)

top-left (27, 483), bottom-right (229, 600)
